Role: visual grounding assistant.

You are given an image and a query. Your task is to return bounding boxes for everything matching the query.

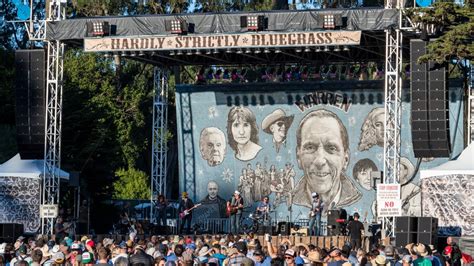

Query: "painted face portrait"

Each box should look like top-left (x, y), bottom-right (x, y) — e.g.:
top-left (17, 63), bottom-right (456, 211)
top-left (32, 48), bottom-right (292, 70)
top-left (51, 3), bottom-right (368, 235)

top-left (262, 109), bottom-right (294, 153)
top-left (352, 158), bottom-right (378, 191)
top-left (399, 157), bottom-right (415, 184)
top-left (270, 121), bottom-right (287, 142)
top-left (294, 109), bottom-right (361, 210)
top-left (358, 107), bottom-right (385, 151)
top-left (207, 181), bottom-right (219, 199)
top-left (199, 127), bottom-right (226, 167)
top-left (297, 114), bottom-right (349, 194)
top-left (227, 106), bottom-right (262, 161)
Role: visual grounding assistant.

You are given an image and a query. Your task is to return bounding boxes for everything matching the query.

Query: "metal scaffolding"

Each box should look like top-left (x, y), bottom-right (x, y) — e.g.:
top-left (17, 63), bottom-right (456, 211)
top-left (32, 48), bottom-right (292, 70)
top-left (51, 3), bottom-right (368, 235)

top-left (382, 0), bottom-right (403, 236)
top-left (150, 67), bottom-right (169, 223)
top-left (41, 0), bottom-right (66, 234)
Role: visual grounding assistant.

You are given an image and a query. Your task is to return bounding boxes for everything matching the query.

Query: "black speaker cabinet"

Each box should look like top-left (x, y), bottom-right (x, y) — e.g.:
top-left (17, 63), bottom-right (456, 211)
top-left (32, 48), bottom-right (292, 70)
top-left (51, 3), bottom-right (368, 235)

top-left (278, 222), bottom-right (293, 235)
top-left (417, 232), bottom-right (437, 246)
top-left (418, 217), bottom-right (438, 233)
top-left (15, 49), bottom-right (46, 160)
top-left (395, 232), bottom-right (417, 248)
top-left (395, 216), bottom-right (418, 233)
top-left (410, 39), bottom-right (451, 158)
top-left (0, 223), bottom-right (24, 243)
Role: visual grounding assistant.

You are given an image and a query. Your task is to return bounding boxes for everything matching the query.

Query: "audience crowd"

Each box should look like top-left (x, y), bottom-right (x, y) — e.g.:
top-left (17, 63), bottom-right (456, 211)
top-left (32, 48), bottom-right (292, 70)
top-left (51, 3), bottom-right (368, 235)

top-left (0, 232), bottom-right (470, 266)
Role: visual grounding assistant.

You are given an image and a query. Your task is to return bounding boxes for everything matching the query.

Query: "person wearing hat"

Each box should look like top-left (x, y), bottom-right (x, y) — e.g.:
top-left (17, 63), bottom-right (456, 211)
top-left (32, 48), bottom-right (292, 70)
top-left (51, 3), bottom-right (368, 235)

top-left (327, 248), bottom-right (351, 266)
top-left (178, 192), bottom-right (195, 234)
top-left (284, 249), bottom-right (297, 266)
top-left (261, 109), bottom-right (294, 153)
top-left (308, 192), bottom-right (324, 236)
top-left (129, 241), bottom-right (154, 266)
top-left (111, 241), bottom-right (128, 264)
top-left (228, 190), bottom-right (244, 234)
top-left (10, 244), bottom-right (32, 266)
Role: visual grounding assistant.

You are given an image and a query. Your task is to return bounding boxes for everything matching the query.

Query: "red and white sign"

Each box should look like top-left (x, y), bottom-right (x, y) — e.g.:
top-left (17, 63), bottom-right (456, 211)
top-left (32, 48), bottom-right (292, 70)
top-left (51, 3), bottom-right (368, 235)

top-left (376, 184), bottom-right (402, 217)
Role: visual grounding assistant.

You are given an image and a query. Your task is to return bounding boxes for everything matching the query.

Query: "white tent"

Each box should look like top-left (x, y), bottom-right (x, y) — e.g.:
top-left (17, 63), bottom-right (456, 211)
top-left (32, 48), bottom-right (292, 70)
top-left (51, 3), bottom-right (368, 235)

top-left (420, 141), bottom-right (474, 179)
top-left (0, 153), bottom-right (69, 180)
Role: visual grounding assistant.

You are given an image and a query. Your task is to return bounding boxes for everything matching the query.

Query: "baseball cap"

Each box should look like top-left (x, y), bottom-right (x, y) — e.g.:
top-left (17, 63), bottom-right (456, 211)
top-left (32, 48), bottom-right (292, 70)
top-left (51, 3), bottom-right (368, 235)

top-left (234, 241), bottom-right (247, 254)
top-left (71, 243), bottom-right (82, 251)
top-left (118, 241), bottom-right (127, 249)
top-left (18, 244), bottom-right (27, 254)
top-left (234, 190), bottom-right (240, 195)
top-left (285, 249), bottom-right (296, 257)
top-left (85, 240), bottom-right (95, 248)
top-left (53, 252), bottom-right (65, 263)
top-left (311, 192), bottom-right (318, 198)
top-left (82, 251), bottom-right (93, 263)
top-left (186, 243), bottom-right (196, 250)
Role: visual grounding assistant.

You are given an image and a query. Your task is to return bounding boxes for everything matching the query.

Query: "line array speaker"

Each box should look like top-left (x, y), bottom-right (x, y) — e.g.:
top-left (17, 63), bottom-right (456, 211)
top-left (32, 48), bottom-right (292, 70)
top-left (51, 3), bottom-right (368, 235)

top-left (0, 223), bottom-right (24, 243)
top-left (15, 49), bottom-right (46, 160)
top-left (410, 40), bottom-right (451, 158)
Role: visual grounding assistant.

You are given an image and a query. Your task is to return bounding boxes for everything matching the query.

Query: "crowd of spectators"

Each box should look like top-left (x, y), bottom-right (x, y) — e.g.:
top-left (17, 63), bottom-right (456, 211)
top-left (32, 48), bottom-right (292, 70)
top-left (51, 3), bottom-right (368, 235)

top-left (0, 232), bottom-right (470, 266)
top-left (194, 63), bottom-right (402, 85)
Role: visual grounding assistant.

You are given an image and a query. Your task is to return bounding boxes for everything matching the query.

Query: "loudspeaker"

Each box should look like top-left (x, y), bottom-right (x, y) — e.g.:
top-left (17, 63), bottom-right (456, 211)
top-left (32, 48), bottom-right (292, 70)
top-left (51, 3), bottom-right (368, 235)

top-left (410, 40), bottom-right (451, 158)
top-left (0, 223), bottom-right (24, 243)
top-left (395, 232), bottom-right (417, 247)
top-left (257, 225), bottom-right (273, 235)
top-left (15, 50), bottom-right (46, 160)
top-left (418, 217), bottom-right (438, 233)
top-left (395, 216), bottom-right (418, 233)
top-left (417, 232), bottom-right (437, 245)
top-left (278, 222), bottom-right (293, 235)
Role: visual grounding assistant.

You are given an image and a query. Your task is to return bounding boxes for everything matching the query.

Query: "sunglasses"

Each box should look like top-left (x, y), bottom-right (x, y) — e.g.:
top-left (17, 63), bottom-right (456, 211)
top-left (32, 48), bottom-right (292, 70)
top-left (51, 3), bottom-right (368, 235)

top-left (285, 256), bottom-right (294, 259)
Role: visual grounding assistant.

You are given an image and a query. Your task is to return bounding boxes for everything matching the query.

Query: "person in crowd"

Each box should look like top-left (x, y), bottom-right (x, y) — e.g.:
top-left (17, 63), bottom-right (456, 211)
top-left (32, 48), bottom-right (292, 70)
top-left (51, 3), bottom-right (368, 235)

top-left (412, 243), bottom-right (433, 266)
top-left (129, 240), bottom-right (154, 266)
top-left (228, 242), bottom-right (254, 265)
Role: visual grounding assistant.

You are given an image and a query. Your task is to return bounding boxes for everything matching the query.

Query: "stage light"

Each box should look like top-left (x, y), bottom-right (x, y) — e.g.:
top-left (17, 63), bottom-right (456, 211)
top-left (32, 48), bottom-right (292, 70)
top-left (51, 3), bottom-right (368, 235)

top-left (130, 52), bottom-right (137, 57)
top-left (236, 49), bottom-right (243, 54)
top-left (245, 48), bottom-right (252, 54)
top-left (206, 49), bottom-right (212, 55)
top-left (304, 47), bottom-right (311, 52)
top-left (121, 51), bottom-right (127, 57)
top-left (343, 45), bottom-right (350, 51)
top-left (323, 14), bottom-right (335, 29)
top-left (138, 51), bottom-right (145, 56)
top-left (165, 19), bottom-right (193, 34)
top-left (213, 49), bottom-right (219, 54)
top-left (104, 52), bottom-right (111, 58)
top-left (263, 48), bottom-right (270, 53)
top-left (315, 47), bottom-right (322, 52)
top-left (295, 47), bottom-right (302, 53)
top-left (333, 46), bottom-right (341, 52)
top-left (241, 15), bottom-right (267, 31)
top-left (86, 21), bottom-right (110, 37)
top-left (226, 48), bottom-right (233, 54)
top-left (254, 48), bottom-right (261, 54)
top-left (324, 46), bottom-right (330, 52)
top-left (176, 50), bottom-right (183, 55)
top-left (195, 50), bottom-right (202, 55)
top-left (169, 50), bottom-right (175, 56)
top-left (186, 50), bottom-right (193, 55)
top-left (275, 48), bottom-right (282, 53)
top-left (151, 52), bottom-right (156, 56)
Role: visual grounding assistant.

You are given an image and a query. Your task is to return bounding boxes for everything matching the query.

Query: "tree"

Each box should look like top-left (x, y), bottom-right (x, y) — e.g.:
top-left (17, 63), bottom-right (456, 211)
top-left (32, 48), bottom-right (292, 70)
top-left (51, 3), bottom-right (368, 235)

top-left (112, 167), bottom-right (151, 200)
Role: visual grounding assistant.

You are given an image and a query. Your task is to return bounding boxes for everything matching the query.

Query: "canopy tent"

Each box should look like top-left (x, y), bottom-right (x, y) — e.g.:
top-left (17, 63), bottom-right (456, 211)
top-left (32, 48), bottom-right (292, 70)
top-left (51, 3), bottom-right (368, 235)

top-left (421, 141), bottom-right (474, 178)
top-left (420, 142), bottom-right (474, 236)
top-left (0, 153), bottom-right (69, 180)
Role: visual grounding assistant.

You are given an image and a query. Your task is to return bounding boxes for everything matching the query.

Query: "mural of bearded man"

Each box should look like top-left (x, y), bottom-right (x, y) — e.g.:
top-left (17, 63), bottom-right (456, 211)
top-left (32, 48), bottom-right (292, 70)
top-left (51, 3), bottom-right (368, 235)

top-left (358, 107), bottom-right (385, 151)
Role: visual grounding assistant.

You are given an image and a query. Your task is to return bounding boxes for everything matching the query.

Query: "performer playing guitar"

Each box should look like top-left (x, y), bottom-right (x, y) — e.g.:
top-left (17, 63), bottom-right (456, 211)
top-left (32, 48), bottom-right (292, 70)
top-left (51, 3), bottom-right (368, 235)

top-left (227, 191), bottom-right (244, 234)
top-left (179, 192), bottom-right (194, 234)
top-left (308, 192), bottom-right (324, 236)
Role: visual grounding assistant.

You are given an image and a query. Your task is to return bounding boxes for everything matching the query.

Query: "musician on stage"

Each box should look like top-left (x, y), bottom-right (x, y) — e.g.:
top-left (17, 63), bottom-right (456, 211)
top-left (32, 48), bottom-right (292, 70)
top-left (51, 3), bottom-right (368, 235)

top-left (156, 194), bottom-right (168, 226)
top-left (256, 196), bottom-right (271, 224)
top-left (228, 191), bottom-right (244, 234)
top-left (308, 192), bottom-right (324, 236)
top-left (179, 192), bottom-right (194, 234)
top-left (347, 212), bottom-right (364, 250)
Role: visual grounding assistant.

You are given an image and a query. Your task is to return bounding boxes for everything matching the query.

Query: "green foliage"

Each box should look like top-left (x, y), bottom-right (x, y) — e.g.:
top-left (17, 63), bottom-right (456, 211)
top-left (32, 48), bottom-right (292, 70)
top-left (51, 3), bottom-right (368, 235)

top-left (406, 2), bottom-right (473, 64)
top-left (112, 167), bottom-right (151, 200)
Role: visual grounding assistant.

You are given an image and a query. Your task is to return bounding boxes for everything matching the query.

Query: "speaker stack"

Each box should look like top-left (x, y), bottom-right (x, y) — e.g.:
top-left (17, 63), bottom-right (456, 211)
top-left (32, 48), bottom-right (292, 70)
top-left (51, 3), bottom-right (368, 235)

top-left (0, 223), bottom-right (24, 243)
top-left (395, 217), bottom-right (438, 247)
top-left (15, 50), bottom-right (46, 160)
top-left (278, 222), bottom-right (293, 236)
top-left (410, 40), bottom-right (451, 158)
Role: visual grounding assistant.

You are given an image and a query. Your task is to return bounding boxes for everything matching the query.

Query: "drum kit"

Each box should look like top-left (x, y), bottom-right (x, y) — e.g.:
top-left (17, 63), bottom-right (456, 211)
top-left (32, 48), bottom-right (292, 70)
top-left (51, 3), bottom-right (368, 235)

top-left (242, 210), bottom-right (273, 233)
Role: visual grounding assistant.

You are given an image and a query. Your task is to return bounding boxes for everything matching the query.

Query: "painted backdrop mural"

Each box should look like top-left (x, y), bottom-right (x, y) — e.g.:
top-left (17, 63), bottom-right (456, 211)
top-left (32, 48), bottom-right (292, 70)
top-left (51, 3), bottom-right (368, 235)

top-left (176, 82), bottom-right (464, 223)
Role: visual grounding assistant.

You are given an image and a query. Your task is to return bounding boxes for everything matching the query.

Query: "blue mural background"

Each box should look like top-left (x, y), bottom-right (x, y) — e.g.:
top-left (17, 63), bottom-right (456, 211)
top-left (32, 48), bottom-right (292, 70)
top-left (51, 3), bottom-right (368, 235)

top-left (176, 81), bottom-right (464, 223)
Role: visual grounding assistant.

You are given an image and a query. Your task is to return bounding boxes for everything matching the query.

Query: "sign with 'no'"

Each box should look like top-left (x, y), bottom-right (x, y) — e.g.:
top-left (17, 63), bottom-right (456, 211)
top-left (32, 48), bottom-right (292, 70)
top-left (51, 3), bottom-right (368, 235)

top-left (376, 184), bottom-right (402, 217)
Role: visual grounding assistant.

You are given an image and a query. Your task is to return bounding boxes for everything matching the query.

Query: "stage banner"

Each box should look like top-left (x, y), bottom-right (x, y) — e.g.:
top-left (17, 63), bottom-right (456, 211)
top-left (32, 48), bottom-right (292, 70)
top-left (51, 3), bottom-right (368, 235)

top-left (175, 82), bottom-right (463, 223)
top-left (84, 31), bottom-right (361, 52)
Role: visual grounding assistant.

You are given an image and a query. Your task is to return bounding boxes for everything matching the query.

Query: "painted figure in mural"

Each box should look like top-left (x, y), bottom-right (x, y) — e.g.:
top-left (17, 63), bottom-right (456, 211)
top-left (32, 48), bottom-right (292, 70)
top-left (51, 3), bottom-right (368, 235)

top-left (227, 106), bottom-right (262, 161)
top-left (269, 165), bottom-right (284, 205)
top-left (400, 157), bottom-right (421, 216)
top-left (199, 127), bottom-right (226, 167)
top-left (245, 163), bottom-right (256, 201)
top-left (253, 162), bottom-right (264, 201)
top-left (353, 158), bottom-right (378, 191)
top-left (262, 109), bottom-right (294, 153)
top-left (200, 181), bottom-right (227, 218)
top-left (293, 109), bottom-right (362, 213)
top-left (281, 163), bottom-right (296, 207)
top-left (238, 169), bottom-right (254, 207)
top-left (358, 107), bottom-right (385, 151)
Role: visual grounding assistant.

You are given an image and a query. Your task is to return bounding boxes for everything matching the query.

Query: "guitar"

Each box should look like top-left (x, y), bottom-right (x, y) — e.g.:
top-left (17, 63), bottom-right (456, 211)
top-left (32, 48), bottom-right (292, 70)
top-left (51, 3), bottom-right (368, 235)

top-left (179, 203), bottom-right (202, 219)
top-left (226, 201), bottom-right (243, 216)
